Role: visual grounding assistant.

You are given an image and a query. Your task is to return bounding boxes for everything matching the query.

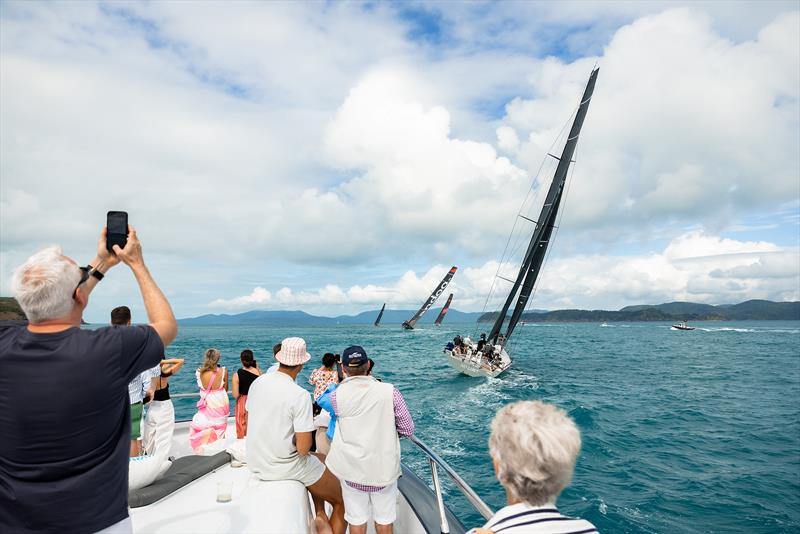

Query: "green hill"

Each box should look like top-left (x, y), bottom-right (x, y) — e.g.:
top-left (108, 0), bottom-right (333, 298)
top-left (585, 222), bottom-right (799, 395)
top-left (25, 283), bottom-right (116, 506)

top-left (620, 301), bottom-right (721, 316)
top-left (724, 300), bottom-right (800, 320)
top-left (0, 297), bottom-right (26, 320)
top-left (479, 300), bottom-right (799, 323)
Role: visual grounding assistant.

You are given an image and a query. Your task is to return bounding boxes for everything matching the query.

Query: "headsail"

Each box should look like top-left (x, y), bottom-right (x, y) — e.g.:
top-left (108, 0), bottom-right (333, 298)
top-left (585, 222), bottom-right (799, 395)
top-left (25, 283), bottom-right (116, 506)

top-left (374, 303), bottom-right (386, 326)
top-left (402, 266), bottom-right (458, 329)
top-left (434, 294), bottom-right (454, 326)
top-left (488, 68), bottom-right (599, 345)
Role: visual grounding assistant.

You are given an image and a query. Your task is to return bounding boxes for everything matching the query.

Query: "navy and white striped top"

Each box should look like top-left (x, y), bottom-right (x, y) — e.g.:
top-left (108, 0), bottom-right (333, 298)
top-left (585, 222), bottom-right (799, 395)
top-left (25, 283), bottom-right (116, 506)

top-left (470, 503), bottom-right (598, 534)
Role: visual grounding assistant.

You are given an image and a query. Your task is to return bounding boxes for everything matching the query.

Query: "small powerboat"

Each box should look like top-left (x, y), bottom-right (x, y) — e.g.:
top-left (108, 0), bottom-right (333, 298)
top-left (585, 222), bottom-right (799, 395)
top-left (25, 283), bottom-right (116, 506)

top-left (671, 321), bottom-right (695, 331)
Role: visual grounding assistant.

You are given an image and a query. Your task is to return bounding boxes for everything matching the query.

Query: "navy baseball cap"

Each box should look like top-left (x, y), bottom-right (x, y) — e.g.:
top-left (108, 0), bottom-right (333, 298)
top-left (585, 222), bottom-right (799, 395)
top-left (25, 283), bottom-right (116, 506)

top-left (342, 345), bottom-right (369, 367)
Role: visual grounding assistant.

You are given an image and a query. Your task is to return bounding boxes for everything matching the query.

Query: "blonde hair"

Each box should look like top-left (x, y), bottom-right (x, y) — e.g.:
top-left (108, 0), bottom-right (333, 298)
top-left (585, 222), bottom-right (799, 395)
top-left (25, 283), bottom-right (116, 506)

top-left (489, 400), bottom-right (581, 506)
top-left (12, 246), bottom-right (80, 323)
top-left (199, 348), bottom-right (221, 372)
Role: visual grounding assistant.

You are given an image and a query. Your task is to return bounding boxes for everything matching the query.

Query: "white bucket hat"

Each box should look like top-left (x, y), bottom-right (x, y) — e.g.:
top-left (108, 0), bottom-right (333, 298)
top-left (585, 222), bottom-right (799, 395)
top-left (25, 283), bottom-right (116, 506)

top-left (275, 337), bottom-right (311, 366)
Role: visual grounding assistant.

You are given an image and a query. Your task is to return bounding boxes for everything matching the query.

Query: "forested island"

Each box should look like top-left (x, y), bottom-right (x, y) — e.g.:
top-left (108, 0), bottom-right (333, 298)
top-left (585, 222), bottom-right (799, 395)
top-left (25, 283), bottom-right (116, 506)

top-left (478, 300), bottom-right (800, 323)
top-left (2, 297), bottom-right (797, 325)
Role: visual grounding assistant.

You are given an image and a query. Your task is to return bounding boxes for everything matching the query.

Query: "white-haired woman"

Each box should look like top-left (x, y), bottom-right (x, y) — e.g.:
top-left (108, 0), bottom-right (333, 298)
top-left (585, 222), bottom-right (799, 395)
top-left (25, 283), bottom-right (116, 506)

top-left (471, 401), bottom-right (597, 534)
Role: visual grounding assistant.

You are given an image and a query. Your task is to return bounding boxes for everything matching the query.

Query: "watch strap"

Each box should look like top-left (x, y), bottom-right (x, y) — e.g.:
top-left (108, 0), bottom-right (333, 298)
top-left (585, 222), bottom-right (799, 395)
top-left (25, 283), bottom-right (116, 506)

top-left (87, 265), bottom-right (105, 281)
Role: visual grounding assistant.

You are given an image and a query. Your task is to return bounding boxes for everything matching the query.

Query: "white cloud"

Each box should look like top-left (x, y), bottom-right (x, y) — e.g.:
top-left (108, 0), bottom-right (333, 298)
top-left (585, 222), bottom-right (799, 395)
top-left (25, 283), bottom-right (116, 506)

top-left (663, 231), bottom-right (780, 260)
top-left (207, 231), bottom-right (799, 314)
top-left (1, 3), bottom-right (798, 318)
top-left (502, 8), bottom-right (799, 237)
top-left (536, 231), bottom-right (799, 309)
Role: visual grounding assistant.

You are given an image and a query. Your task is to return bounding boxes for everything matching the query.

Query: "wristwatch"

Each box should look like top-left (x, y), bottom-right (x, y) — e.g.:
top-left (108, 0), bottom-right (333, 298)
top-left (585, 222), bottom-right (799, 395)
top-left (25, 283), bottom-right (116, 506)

top-left (85, 264), bottom-right (105, 281)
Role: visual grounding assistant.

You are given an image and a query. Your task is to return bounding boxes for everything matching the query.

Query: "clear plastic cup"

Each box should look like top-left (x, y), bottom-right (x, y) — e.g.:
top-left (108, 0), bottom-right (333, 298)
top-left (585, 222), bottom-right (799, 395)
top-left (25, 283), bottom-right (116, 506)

top-left (216, 480), bottom-right (233, 503)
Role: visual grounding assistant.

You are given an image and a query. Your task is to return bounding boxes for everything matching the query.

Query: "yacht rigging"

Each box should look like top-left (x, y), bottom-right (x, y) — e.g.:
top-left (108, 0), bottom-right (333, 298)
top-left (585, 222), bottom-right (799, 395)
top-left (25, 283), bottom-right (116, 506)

top-left (444, 68), bottom-right (599, 377)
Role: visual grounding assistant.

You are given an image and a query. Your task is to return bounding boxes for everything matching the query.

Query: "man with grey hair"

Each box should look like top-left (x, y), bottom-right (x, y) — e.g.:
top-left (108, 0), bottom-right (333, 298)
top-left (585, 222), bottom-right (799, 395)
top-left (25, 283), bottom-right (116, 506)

top-left (0, 226), bottom-right (177, 534)
top-left (471, 400), bottom-right (597, 534)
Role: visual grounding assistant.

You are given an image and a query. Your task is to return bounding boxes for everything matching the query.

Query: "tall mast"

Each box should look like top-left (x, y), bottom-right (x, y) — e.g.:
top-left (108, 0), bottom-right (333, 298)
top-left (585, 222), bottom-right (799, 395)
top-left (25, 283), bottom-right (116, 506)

top-left (434, 293), bottom-right (454, 326)
top-left (403, 266), bottom-right (458, 329)
top-left (488, 68), bottom-right (599, 344)
top-left (374, 303), bottom-right (386, 326)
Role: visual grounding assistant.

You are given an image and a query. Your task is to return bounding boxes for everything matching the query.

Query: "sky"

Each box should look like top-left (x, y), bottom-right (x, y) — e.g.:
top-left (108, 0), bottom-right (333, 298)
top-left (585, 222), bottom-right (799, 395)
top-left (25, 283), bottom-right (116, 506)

top-left (1, 1), bottom-right (798, 323)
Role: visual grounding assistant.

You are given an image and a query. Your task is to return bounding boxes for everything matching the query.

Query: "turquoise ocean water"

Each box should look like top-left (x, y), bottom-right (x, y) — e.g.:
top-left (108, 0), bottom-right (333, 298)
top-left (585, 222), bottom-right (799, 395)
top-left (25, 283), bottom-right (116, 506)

top-left (161, 321), bottom-right (799, 533)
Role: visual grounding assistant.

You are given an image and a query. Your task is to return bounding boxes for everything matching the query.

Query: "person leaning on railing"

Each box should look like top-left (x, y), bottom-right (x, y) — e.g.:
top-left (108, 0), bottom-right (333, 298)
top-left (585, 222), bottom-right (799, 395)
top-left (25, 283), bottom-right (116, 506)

top-left (0, 225), bottom-right (177, 534)
top-left (470, 401), bottom-right (598, 534)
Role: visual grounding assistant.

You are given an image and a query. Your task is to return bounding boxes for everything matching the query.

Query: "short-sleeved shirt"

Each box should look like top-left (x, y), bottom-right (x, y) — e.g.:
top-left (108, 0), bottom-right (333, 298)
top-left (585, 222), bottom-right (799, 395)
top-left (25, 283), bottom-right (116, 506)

top-left (246, 371), bottom-right (315, 479)
top-left (128, 365), bottom-right (160, 404)
top-left (308, 367), bottom-right (338, 400)
top-left (0, 324), bottom-right (164, 533)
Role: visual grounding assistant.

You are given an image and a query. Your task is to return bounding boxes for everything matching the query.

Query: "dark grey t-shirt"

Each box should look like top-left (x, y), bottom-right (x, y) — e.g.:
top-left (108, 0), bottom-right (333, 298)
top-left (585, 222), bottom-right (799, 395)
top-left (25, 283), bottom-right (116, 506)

top-left (0, 324), bottom-right (164, 533)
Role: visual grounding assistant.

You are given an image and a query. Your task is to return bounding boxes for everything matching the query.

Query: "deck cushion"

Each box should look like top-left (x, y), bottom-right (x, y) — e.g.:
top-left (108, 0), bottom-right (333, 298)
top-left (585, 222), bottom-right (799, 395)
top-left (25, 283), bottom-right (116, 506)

top-left (128, 452), bottom-right (231, 508)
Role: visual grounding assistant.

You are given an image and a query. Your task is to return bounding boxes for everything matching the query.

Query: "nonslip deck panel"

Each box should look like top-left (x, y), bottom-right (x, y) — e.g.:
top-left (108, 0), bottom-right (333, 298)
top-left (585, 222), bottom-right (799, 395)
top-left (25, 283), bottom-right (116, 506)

top-left (128, 452), bottom-right (231, 508)
top-left (398, 464), bottom-right (466, 534)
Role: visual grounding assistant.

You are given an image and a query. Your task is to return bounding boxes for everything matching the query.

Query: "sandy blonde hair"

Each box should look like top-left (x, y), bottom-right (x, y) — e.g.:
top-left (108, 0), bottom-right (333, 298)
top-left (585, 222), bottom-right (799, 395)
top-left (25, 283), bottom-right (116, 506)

top-left (199, 348), bottom-right (222, 372)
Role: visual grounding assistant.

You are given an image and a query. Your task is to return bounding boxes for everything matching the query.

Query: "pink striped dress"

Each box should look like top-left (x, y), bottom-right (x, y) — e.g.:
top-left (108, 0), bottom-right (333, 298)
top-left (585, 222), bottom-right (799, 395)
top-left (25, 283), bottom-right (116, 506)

top-left (188, 367), bottom-right (229, 454)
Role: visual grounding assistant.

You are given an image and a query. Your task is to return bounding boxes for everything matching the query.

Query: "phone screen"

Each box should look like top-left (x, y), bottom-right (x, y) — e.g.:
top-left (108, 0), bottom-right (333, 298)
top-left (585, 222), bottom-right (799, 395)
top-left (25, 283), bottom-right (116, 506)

top-left (106, 211), bottom-right (128, 251)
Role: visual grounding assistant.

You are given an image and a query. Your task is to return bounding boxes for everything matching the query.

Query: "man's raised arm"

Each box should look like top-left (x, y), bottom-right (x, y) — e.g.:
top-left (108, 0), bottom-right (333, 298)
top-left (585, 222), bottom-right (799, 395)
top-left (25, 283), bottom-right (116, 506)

top-left (112, 225), bottom-right (178, 346)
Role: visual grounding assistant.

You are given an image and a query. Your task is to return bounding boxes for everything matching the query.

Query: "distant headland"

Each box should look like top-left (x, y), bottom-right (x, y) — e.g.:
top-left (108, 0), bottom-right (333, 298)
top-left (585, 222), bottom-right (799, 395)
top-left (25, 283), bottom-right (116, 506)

top-left (2, 297), bottom-right (796, 325)
top-left (176, 299), bottom-right (799, 326)
top-left (0, 297), bottom-right (25, 321)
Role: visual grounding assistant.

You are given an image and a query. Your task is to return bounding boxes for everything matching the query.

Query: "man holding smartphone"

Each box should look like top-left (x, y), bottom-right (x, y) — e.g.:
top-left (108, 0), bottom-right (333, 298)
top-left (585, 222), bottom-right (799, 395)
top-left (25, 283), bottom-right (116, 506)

top-left (0, 224), bottom-right (178, 534)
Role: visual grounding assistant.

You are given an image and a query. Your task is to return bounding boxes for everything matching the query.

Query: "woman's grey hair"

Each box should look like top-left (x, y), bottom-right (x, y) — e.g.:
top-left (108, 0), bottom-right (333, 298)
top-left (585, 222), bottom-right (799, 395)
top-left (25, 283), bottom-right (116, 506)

top-left (489, 400), bottom-right (581, 507)
top-left (11, 246), bottom-right (80, 324)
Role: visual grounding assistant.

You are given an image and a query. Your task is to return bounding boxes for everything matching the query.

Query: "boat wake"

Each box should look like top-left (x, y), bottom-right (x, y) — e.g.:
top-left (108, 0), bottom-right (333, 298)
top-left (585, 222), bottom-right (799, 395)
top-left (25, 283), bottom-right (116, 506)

top-left (696, 327), bottom-right (755, 333)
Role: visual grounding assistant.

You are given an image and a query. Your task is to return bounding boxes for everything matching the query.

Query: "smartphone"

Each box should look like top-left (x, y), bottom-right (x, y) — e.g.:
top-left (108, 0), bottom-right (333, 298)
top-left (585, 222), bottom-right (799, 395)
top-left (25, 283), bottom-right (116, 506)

top-left (106, 211), bottom-right (128, 252)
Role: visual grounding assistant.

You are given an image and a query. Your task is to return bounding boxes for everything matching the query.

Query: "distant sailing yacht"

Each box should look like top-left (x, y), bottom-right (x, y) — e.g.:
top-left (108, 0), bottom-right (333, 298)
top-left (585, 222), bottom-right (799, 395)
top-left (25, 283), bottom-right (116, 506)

top-left (402, 266), bottom-right (457, 330)
top-left (444, 68), bottom-right (599, 377)
top-left (374, 303), bottom-right (386, 326)
top-left (434, 294), bottom-right (454, 326)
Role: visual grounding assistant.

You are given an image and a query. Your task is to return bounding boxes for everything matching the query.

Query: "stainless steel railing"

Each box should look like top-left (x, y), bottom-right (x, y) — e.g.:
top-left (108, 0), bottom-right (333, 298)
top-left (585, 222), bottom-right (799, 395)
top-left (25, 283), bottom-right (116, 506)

top-left (170, 392), bottom-right (211, 399)
top-left (407, 434), bottom-right (494, 533)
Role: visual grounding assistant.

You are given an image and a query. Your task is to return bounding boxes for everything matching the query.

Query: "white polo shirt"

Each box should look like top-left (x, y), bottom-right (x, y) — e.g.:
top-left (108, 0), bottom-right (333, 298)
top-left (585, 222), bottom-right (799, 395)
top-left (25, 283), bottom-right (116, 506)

top-left (246, 371), bottom-right (315, 478)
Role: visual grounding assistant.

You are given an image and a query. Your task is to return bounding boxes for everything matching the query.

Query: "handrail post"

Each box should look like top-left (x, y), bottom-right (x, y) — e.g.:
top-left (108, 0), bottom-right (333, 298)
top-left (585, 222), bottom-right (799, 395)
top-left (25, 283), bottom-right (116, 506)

top-left (408, 434), bottom-right (494, 521)
top-left (429, 458), bottom-right (450, 534)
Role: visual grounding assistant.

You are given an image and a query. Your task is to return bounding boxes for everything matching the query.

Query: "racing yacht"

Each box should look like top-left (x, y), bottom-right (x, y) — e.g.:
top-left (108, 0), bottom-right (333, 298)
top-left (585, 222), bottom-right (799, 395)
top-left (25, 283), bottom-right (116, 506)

top-left (444, 68), bottom-right (599, 378)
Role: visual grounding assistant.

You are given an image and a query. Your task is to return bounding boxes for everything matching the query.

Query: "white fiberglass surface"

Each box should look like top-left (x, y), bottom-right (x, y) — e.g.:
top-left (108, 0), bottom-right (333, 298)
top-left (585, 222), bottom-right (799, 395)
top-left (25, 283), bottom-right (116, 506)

top-left (132, 420), bottom-right (427, 533)
top-left (130, 463), bottom-right (312, 533)
top-left (445, 348), bottom-right (511, 378)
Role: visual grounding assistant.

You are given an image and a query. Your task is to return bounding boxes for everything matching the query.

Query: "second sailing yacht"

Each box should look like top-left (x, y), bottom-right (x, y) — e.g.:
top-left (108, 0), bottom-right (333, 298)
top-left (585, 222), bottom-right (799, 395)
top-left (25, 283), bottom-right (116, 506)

top-left (402, 266), bottom-right (457, 329)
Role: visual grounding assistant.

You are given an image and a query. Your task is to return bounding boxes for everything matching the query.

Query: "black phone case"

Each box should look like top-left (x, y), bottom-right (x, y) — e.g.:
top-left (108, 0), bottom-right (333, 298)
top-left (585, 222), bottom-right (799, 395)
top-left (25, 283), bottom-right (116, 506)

top-left (106, 212), bottom-right (128, 252)
top-left (106, 233), bottom-right (127, 252)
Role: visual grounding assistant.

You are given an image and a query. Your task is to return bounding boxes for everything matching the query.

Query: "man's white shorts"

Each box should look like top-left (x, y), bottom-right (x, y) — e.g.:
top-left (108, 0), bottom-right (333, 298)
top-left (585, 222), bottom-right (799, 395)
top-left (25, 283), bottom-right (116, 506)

top-left (340, 480), bottom-right (398, 526)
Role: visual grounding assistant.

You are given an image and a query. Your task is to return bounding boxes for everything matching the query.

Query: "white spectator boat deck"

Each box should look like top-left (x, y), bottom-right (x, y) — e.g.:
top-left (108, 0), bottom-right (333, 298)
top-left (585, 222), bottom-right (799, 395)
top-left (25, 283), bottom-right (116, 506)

top-left (130, 414), bottom-right (493, 534)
